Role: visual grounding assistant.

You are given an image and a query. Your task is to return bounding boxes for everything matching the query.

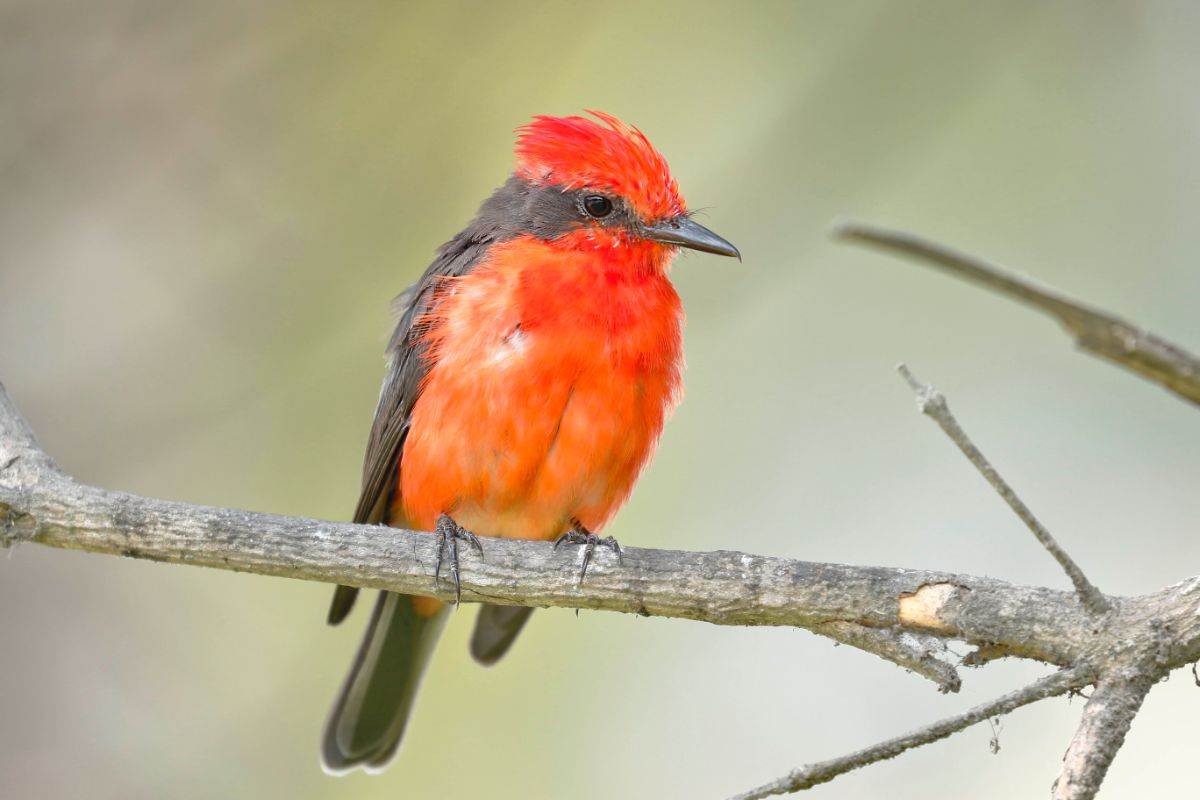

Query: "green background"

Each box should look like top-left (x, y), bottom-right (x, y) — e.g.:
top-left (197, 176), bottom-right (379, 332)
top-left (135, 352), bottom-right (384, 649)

top-left (2, 1), bottom-right (1198, 798)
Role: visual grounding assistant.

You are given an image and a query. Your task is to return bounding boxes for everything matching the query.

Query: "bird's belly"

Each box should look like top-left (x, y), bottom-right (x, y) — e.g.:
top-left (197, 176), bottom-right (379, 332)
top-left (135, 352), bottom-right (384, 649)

top-left (398, 330), bottom-right (677, 540)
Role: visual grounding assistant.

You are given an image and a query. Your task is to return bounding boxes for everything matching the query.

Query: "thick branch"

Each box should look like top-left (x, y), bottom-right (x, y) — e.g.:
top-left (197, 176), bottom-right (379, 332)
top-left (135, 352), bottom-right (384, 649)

top-left (833, 221), bottom-right (1200, 406)
top-left (0, 466), bottom-right (1107, 656)
top-left (1052, 664), bottom-right (1156, 800)
top-left (3, 379), bottom-right (1200, 671)
top-left (6, 383), bottom-right (1200, 682)
top-left (731, 665), bottom-right (1091, 799)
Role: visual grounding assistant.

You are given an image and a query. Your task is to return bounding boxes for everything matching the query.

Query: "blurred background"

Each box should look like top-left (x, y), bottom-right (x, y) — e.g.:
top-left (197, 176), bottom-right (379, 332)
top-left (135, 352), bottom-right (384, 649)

top-left (2, 1), bottom-right (1199, 798)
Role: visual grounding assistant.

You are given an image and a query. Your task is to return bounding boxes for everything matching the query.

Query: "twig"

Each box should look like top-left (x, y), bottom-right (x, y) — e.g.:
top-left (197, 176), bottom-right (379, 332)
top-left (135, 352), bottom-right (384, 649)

top-left (730, 665), bottom-right (1090, 800)
top-left (897, 364), bottom-right (1111, 616)
top-left (832, 221), bottom-right (1200, 407)
top-left (817, 621), bottom-right (960, 693)
top-left (1052, 666), bottom-right (1155, 800)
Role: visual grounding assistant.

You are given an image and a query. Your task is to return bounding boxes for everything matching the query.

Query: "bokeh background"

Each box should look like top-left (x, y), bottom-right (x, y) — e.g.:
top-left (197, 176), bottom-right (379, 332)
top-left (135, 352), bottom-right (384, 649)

top-left (3, 2), bottom-right (1199, 798)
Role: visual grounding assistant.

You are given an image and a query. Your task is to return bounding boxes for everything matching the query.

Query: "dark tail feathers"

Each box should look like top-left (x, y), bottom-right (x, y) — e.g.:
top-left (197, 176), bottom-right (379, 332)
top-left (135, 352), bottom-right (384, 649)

top-left (321, 592), bottom-right (448, 774)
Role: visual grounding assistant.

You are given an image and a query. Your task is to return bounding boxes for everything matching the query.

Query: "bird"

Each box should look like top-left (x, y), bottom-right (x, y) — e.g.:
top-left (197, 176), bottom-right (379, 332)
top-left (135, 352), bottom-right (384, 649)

top-left (320, 110), bottom-right (739, 774)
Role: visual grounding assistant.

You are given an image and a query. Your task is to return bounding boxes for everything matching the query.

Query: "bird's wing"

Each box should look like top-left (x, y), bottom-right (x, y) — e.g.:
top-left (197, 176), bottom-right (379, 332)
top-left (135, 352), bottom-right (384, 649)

top-left (327, 189), bottom-right (521, 625)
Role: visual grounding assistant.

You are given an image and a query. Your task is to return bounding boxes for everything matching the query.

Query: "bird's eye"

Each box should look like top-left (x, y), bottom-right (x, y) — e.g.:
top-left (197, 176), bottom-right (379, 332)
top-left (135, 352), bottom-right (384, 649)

top-left (582, 194), bottom-right (613, 219)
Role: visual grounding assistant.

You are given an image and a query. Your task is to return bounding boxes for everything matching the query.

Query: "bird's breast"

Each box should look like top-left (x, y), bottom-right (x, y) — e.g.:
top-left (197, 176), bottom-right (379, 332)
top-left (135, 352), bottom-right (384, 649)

top-left (397, 237), bottom-right (684, 539)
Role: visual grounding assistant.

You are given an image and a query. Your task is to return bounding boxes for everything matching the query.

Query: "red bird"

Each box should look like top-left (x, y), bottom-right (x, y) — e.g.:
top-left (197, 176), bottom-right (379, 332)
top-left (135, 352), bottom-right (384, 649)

top-left (321, 110), bottom-right (739, 773)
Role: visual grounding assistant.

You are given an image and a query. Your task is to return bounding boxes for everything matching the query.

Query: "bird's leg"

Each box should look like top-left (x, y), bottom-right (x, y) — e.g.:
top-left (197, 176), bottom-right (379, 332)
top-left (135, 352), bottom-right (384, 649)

top-left (433, 514), bottom-right (483, 606)
top-left (553, 521), bottom-right (622, 584)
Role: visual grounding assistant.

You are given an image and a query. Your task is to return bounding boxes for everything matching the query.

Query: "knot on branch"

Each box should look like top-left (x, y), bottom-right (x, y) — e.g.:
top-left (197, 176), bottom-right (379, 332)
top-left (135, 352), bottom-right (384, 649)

top-left (0, 500), bottom-right (35, 549)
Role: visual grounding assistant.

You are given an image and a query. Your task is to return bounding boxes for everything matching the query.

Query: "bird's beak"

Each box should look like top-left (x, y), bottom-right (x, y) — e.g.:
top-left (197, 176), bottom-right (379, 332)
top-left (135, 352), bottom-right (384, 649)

top-left (643, 217), bottom-right (741, 260)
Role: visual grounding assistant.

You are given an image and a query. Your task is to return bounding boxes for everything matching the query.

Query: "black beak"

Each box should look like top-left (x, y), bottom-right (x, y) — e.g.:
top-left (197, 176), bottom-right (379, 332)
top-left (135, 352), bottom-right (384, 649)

top-left (643, 216), bottom-right (740, 260)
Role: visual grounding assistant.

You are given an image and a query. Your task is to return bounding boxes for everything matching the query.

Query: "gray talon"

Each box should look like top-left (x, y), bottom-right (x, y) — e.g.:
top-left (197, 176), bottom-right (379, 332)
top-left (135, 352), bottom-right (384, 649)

top-left (554, 525), bottom-right (621, 583)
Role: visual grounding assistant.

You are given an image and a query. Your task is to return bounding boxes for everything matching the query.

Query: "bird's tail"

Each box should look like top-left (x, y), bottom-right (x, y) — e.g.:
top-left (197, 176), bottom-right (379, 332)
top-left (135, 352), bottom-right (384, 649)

top-left (470, 604), bottom-right (534, 665)
top-left (321, 591), bottom-right (448, 774)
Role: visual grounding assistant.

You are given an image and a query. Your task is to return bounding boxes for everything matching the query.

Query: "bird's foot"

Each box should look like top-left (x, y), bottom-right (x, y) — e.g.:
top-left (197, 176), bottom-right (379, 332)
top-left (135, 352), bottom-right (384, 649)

top-left (553, 524), bottom-right (622, 584)
top-left (434, 514), bottom-right (483, 606)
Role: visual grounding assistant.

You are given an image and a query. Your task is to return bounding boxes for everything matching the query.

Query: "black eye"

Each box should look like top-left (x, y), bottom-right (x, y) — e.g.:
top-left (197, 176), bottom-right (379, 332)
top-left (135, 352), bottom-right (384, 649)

top-left (582, 194), bottom-right (613, 219)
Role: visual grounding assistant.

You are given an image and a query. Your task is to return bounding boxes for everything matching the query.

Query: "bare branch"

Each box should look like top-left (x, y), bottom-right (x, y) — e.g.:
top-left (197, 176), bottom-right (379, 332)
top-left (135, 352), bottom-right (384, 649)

top-left (817, 621), bottom-right (960, 693)
top-left (730, 665), bottom-right (1091, 800)
top-left (1, 451), bottom-right (1116, 664)
top-left (1052, 666), bottom-right (1156, 800)
top-left (7, 381), bottom-right (1200, 672)
top-left (833, 221), bottom-right (1200, 407)
top-left (0, 370), bottom-right (1132, 680)
top-left (897, 364), bottom-right (1111, 616)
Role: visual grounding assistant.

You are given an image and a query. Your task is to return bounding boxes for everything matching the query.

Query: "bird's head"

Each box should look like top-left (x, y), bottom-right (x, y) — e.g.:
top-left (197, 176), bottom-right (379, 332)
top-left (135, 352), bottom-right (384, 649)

top-left (509, 111), bottom-right (739, 267)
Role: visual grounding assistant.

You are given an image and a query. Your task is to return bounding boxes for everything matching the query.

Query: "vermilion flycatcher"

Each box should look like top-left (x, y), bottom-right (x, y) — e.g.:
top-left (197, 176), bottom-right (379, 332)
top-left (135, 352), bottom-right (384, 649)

top-left (321, 111), bottom-right (739, 773)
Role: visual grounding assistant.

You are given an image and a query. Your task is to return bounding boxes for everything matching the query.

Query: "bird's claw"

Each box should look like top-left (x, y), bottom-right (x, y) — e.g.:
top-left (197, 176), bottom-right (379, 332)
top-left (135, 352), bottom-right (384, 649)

top-left (554, 525), bottom-right (622, 584)
top-left (434, 514), bottom-right (483, 606)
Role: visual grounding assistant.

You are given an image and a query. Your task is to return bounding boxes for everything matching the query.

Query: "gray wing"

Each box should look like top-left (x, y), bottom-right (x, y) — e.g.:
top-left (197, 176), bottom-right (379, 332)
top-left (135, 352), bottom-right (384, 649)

top-left (326, 183), bottom-right (523, 625)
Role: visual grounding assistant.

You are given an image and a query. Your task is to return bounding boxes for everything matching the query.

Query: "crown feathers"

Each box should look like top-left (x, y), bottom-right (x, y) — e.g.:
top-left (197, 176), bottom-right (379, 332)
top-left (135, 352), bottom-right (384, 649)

top-left (514, 110), bottom-right (684, 221)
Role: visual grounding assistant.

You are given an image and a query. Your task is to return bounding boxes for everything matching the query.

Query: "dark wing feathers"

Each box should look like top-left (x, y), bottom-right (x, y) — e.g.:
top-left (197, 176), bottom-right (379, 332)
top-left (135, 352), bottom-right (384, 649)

top-left (327, 177), bottom-right (537, 626)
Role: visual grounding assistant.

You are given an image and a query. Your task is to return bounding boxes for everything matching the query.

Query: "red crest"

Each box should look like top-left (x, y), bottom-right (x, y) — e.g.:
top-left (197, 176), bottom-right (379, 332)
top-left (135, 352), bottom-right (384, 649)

top-left (514, 110), bottom-right (685, 222)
